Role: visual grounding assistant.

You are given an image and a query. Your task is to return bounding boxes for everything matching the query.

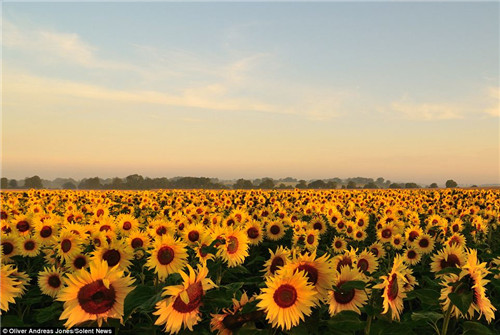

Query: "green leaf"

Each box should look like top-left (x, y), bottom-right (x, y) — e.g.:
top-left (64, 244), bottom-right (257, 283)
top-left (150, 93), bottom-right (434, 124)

top-left (436, 267), bottom-right (462, 276)
top-left (1, 315), bottom-right (25, 327)
top-left (448, 291), bottom-right (473, 315)
top-left (326, 311), bottom-right (365, 332)
top-left (224, 282), bottom-right (244, 294)
top-left (408, 289), bottom-right (440, 306)
top-left (123, 284), bottom-right (156, 320)
top-left (410, 311), bottom-right (443, 324)
top-left (35, 302), bottom-right (63, 323)
top-left (339, 280), bottom-right (366, 291)
top-left (462, 321), bottom-right (493, 335)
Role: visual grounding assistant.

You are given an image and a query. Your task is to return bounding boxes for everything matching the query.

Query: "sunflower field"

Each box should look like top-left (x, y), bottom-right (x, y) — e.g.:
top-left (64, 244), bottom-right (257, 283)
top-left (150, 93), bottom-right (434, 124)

top-left (1, 188), bottom-right (499, 334)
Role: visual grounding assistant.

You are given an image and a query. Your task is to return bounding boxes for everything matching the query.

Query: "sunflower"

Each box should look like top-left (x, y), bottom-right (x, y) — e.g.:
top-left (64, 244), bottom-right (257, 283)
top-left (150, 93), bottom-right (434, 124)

top-left (1, 234), bottom-right (19, 261)
top-left (355, 249), bottom-right (378, 275)
top-left (373, 255), bottom-right (412, 321)
top-left (58, 260), bottom-right (135, 328)
top-left (390, 234), bottom-right (404, 250)
top-left (56, 229), bottom-right (83, 262)
top-left (126, 230), bottom-right (150, 251)
top-left (0, 263), bottom-right (24, 313)
top-left (34, 216), bottom-right (58, 244)
top-left (352, 229), bottom-right (367, 242)
top-left (403, 248), bottom-right (421, 266)
top-left (430, 244), bottom-right (466, 275)
top-left (404, 225), bottom-right (423, 247)
top-left (193, 234), bottom-right (215, 266)
top-left (263, 246), bottom-right (291, 277)
top-left (148, 218), bottom-right (176, 238)
top-left (328, 266), bottom-right (368, 315)
top-left (309, 217), bottom-right (327, 235)
top-left (377, 223), bottom-right (394, 243)
top-left (257, 269), bottom-right (318, 330)
top-left (19, 235), bottom-right (42, 257)
top-left (38, 266), bottom-right (65, 298)
top-left (244, 220), bottom-right (264, 245)
top-left (147, 235), bottom-right (188, 280)
top-left (116, 214), bottom-right (139, 236)
top-left (266, 220), bottom-right (286, 241)
top-left (217, 227), bottom-right (249, 267)
top-left (92, 239), bottom-right (133, 271)
top-left (439, 249), bottom-right (496, 323)
top-left (279, 252), bottom-right (334, 300)
top-left (303, 229), bottom-right (319, 251)
top-left (12, 214), bottom-right (33, 236)
top-left (354, 212), bottom-right (369, 231)
top-left (446, 233), bottom-right (467, 248)
top-left (154, 265), bottom-right (216, 334)
top-left (68, 254), bottom-right (90, 272)
top-left (331, 236), bottom-right (347, 254)
top-left (182, 223), bottom-right (205, 246)
top-left (415, 234), bottom-right (434, 254)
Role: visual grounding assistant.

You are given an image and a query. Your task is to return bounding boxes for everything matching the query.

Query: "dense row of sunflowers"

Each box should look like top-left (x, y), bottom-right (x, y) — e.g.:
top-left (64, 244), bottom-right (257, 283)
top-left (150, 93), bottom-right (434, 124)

top-left (1, 189), bottom-right (499, 334)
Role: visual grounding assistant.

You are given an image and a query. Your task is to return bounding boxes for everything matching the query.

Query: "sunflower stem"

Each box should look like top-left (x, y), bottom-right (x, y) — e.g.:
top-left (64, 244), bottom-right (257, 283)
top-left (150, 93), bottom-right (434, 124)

top-left (364, 314), bottom-right (372, 335)
top-left (441, 302), bottom-right (453, 335)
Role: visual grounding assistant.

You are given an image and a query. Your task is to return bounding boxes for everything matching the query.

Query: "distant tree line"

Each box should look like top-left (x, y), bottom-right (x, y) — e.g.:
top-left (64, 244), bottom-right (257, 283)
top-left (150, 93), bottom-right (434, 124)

top-left (1, 175), bottom-right (462, 190)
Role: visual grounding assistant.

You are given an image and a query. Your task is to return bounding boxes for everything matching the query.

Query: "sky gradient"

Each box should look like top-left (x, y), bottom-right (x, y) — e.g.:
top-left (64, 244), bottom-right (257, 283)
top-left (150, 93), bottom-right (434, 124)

top-left (2, 2), bottom-right (499, 185)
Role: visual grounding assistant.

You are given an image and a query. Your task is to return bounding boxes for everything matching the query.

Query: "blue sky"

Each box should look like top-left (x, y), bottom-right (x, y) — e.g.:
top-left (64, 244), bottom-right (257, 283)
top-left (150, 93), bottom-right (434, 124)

top-left (2, 2), bottom-right (499, 184)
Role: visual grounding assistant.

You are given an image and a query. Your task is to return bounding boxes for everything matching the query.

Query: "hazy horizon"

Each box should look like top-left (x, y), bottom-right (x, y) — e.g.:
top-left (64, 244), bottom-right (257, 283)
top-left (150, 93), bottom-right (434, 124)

top-left (2, 2), bottom-right (499, 185)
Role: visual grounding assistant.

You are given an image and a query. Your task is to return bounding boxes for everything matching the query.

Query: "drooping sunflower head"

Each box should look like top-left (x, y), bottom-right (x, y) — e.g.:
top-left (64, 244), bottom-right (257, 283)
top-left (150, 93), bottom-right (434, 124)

top-left (216, 226), bottom-right (249, 267)
top-left (263, 246), bottom-right (291, 277)
top-left (154, 264), bottom-right (216, 334)
top-left (430, 244), bottom-right (466, 275)
top-left (328, 266), bottom-right (368, 316)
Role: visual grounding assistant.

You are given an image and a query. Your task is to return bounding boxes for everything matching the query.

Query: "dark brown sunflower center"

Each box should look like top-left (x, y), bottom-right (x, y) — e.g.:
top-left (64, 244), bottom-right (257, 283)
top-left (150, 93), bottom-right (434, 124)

top-left (227, 236), bottom-right (239, 254)
top-left (313, 222), bottom-right (323, 230)
top-left (337, 256), bottom-right (353, 272)
top-left (440, 254), bottom-right (460, 269)
top-left (337, 221), bottom-right (345, 229)
top-left (270, 225), bottom-right (280, 235)
top-left (247, 227), bottom-right (259, 239)
top-left (102, 249), bottom-right (121, 267)
top-left (370, 247), bottom-right (379, 257)
top-left (273, 284), bottom-right (297, 308)
top-left (157, 246), bottom-right (175, 265)
top-left (172, 281), bottom-right (203, 313)
top-left (408, 231), bottom-right (419, 242)
top-left (16, 220), bottom-right (30, 232)
top-left (188, 231), bottom-right (200, 242)
top-left (307, 235), bottom-right (315, 244)
top-left (334, 241), bottom-right (343, 249)
top-left (74, 256), bottom-right (87, 269)
top-left (270, 256), bottom-right (284, 274)
top-left (0, 211), bottom-right (7, 220)
top-left (122, 222), bottom-right (132, 230)
top-left (78, 279), bottom-right (116, 314)
top-left (2, 242), bottom-right (14, 255)
top-left (156, 226), bottom-right (167, 236)
top-left (48, 275), bottom-right (61, 288)
top-left (61, 239), bottom-right (72, 253)
top-left (407, 250), bottom-right (417, 259)
top-left (357, 259), bottom-right (369, 272)
top-left (296, 264), bottom-right (319, 285)
top-left (419, 238), bottom-right (429, 248)
top-left (131, 238), bottom-right (143, 249)
top-left (24, 241), bottom-right (35, 251)
top-left (331, 216), bottom-right (338, 223)
top-left (334, 282), bottom-right (356, 304)
top-left (96, 209), bottom-right (105, 217)
top-left (100, 225), bottom-right (111, 232)
top-left (387, 273), bottom-right (399, 301)
top-left (381, 229), bottom-right (392, 239)
top-left (40, 226), bottom-right (52, 238)
top-left (356, 231), bottom-right (363, 239)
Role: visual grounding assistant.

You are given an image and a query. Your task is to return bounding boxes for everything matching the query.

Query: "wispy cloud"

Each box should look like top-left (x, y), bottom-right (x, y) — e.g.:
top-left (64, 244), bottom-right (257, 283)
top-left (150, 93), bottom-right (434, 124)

top-left (484, 87), bottom-right (500, 117)
top-left (389, 96), bottom-right (464, 121)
